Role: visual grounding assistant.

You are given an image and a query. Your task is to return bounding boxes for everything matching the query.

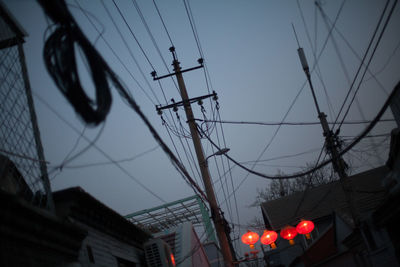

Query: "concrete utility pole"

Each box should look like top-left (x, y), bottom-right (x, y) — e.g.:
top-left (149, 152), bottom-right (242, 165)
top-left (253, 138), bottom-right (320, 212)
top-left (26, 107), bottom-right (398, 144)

top-left (153, 47), bottom-right (234, 266)
top-left (296, 45), bottom-right (359, 226)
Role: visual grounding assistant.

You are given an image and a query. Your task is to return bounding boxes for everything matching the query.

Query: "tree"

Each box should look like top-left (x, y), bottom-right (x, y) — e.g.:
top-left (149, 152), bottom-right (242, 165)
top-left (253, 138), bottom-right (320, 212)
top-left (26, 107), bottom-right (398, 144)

top-left (250, 163), bottom-right (337, 207)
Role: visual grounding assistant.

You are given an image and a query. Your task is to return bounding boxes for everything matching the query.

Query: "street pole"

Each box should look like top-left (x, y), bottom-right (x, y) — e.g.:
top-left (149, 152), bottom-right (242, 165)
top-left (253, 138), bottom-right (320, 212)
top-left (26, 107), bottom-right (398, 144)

top-left (155, 47), bottom-right (234, 266)
top-left (296, 46), bottom-right (359, 226)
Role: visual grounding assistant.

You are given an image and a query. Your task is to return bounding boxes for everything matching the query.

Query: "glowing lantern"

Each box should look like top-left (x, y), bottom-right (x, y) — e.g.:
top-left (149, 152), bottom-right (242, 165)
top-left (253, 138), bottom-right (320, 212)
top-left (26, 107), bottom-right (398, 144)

top-left (296, 220), bottom-right (314, 239)
top-left (241, 230), bottom-right (259, 249)
top-left (280, 226), bottom-right (297, 245)
top-left (260, 230), bottom-right (278, 249)
top-left (170, 253), bottom-right (176, 266)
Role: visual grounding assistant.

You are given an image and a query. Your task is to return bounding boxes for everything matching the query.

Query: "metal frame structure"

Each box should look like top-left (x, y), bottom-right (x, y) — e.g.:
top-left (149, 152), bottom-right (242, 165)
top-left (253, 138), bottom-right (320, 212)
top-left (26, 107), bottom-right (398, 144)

top-left (125, 195), bottom-right (216, 242)
top-left (0, 1), bottom-right (53, 211)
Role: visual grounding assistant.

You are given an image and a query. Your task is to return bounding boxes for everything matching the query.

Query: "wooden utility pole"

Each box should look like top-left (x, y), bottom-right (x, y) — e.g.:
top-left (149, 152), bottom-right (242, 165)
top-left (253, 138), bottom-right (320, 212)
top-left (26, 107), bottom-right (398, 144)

top-left (154, 47), bottom-right (234, 266)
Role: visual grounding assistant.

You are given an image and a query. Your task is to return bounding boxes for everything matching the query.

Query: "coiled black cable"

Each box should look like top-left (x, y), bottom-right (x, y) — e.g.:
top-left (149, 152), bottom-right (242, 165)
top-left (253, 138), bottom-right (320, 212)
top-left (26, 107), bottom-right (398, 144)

top-left (40, 0), bottom-right (111, 125)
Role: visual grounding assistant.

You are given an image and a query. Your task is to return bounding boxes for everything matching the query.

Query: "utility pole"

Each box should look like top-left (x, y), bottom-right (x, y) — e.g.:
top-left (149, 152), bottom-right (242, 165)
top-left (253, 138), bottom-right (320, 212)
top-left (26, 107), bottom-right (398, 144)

top-left (294, 27), bottom-right (359, 226)
top-left (153, 47), bottom-right (234, 266)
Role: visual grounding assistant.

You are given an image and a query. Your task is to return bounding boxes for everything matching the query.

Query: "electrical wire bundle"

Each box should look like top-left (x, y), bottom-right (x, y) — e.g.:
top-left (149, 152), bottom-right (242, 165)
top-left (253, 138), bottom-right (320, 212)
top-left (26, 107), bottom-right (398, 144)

top-left (39, 0), bottom-right (111, 125)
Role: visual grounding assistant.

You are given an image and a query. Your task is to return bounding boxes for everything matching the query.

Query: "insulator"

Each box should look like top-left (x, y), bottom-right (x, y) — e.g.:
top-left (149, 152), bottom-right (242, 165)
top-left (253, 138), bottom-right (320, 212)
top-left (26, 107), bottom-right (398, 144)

top-left (198, 58), bottom-right (204, 64)
top-left (213, 92), bottom-right (218, 101)
top-left (198, 99), bottom-right (203, 105)
top-left (173, 106), bottom-right (178, 112)
top-left (157, 109), bottom-right (163, 115)
top-left (151, 71), bottom-right (157, 77)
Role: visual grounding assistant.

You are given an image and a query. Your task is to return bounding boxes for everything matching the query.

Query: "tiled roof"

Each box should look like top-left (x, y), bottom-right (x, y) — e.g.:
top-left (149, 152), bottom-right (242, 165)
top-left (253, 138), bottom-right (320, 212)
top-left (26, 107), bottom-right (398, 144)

top-left (261, 166), bottom-right (388, 230)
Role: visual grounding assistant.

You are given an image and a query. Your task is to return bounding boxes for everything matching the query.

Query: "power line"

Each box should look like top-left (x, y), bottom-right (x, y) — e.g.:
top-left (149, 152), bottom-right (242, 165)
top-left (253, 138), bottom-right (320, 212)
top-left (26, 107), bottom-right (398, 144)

top-left (240, 147), bottom-right (322, 164)
top-left (100, 0), bottom-right (161, 104)
top-left (329, 0), bottom-right (392, 131)
top-left (296, 0), bottom-right (343, 120)
top-left (182, 0), bottom-right (204, 58)
top-left (39, 0), bottom-right (209, 203)
top-left (152, 0), bottom-right (174, 47)
top-left (74, 0), bottom-right (156, 106)
top-left (57, 145), bottom-right (160, 169)
top-left (132, 0), bottom-right (180, 94)
top-left (33, 92), bottom-right (167, 203)
top-left (228, 2), bottom-right (347, 202)
top-left (338, 0), bottom-right (398, 129)
top-left (198, 118), bottom-right (394, 126)
top-left (315, 2), bottom-right (389, 96)
top-left (198, 79), bottom-right (400, 183)
top-left (111, 0), bottom-right (155, 71)
top-left (364, 38), bottom-right (400, 82)
top-left (216, 108), bottom-right (242, 249)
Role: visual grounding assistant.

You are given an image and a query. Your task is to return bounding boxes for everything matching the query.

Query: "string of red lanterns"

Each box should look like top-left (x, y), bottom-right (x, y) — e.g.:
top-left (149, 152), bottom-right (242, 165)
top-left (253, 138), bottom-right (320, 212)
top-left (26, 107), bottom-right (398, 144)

top-left (241, 220), bottom-right (314, 249)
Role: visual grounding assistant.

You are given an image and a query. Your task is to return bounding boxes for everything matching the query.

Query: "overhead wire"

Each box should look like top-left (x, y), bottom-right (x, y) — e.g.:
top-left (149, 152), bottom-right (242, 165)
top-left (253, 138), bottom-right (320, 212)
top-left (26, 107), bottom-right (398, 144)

top-left (215, 107), bottom-right (242, 249)
top-left (139, 0), bottom-right (207, 190)
top-left (176, 112), bottom-right (203, 187)
top-left (109, 1), bottom-right (198, 191)
top-left (364, 38), bottom-right (400, 82)
top-left (33, 92), bottom-right (167, 203)
top-left (239, 147), bottom-right (321, 164)
top-left (152, 0), bottom-right (174, 47)
top-left (315, 2), bottom-right (389, 97)
top-left (131, 0), bottom-right (180, 94)
top-left (74, 0), bottom-right (156, 106)
top-left (297, 0), bottom-right (341, 120)
top-left (338, 0), bottom-right (398, 129)
top-left (111, 0), bottom-right (155, 71)
top-left (203, 108), bottom-right (235, 229)
top-left (100, 0), bottom-right (161, 104)
top-left (220, 1), bottom-right (363, 200)
top-left (58, 145), bottom-right (160, 169)
top-left (180, 0), bottom-right (242, 252)
top-left (197, 79), bottom-right (400, 184)
top-left (38, 0), bottom-right (209, 203)
top-left (198, 118), bottom-right (394, 127)
top-left (316, 0), bottom-right (387, 165)
top-left (328, 0), bottom-right (392, 131)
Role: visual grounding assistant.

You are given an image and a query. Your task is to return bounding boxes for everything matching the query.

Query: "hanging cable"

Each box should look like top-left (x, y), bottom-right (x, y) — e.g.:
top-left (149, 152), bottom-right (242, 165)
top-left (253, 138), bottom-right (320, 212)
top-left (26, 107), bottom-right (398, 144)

top-left (198, 79), bottom-right (400, 185)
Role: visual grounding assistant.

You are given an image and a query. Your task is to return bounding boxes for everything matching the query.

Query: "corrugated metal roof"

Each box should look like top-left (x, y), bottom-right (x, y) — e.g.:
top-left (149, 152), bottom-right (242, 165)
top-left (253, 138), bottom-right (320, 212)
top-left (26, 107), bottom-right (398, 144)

top-left (261, 166), bottom-right (388, 230)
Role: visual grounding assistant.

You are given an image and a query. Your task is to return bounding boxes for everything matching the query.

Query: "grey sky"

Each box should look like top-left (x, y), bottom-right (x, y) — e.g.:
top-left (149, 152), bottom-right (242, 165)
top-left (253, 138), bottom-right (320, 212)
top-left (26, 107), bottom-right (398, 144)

top-left (3, 0), bottom-right (400, 254)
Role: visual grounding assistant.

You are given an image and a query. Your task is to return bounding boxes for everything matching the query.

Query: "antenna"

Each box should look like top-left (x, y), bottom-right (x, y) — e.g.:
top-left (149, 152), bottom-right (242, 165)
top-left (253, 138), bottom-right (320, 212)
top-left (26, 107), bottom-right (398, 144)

top-left (291, 23), bottom-right (301, 48)
top-left (291, 23), bottom-right (309, 73)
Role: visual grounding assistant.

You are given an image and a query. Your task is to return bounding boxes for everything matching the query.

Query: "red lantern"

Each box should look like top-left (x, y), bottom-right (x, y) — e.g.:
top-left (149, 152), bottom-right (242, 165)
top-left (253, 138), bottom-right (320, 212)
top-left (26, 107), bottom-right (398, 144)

top-left (170, 253), bottom-right (176, 266)
top-left (241, 230), bottom-right (259, 249)
top-left (280, 226), bottom-right (297, 245)
top-left (296, 220), bottom-right (314, 239)
top-left (260, 230), bottom-right (278, 249)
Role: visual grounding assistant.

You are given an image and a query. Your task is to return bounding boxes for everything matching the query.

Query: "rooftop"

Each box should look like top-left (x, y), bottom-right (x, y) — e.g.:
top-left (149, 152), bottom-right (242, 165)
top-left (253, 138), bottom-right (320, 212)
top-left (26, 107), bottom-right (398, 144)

top-left (261, 166), bottom-right (389, 230)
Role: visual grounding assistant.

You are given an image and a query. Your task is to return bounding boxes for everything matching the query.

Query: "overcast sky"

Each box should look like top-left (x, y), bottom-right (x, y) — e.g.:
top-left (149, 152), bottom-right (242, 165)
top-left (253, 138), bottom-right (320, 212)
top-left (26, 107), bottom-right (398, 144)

top-left (4, 0), bottom-right (400, 255)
